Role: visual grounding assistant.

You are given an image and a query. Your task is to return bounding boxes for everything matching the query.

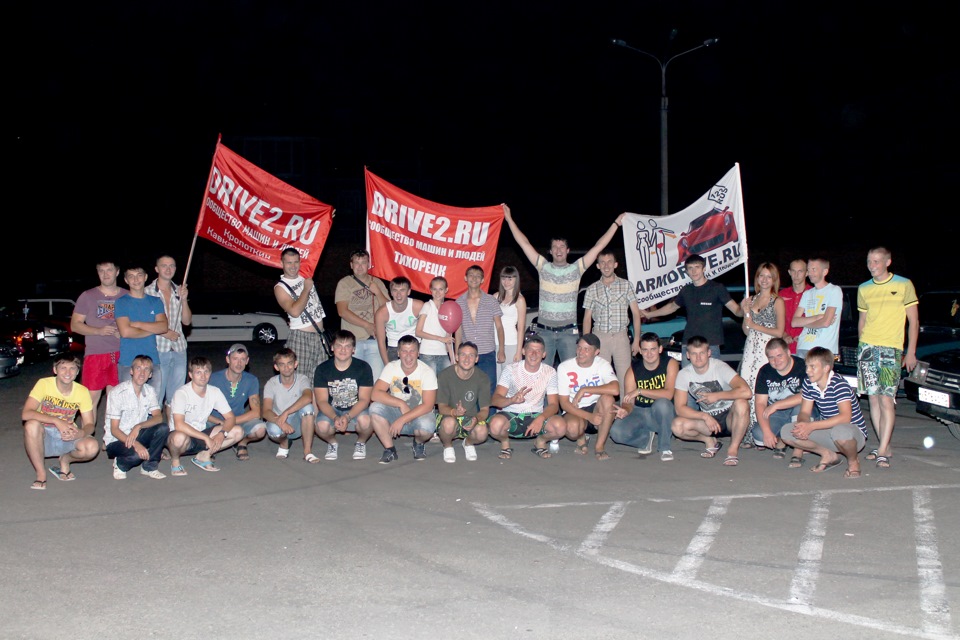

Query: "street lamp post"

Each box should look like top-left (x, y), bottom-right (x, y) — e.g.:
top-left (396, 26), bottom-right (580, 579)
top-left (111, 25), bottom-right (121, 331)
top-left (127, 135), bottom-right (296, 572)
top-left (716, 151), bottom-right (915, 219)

top-left (613, 37), bottom-right (718, 216)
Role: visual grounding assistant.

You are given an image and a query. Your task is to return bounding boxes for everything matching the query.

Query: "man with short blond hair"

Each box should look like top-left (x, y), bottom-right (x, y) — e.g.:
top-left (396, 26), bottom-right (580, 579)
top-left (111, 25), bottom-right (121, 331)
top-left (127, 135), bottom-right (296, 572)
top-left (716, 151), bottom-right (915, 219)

top-left (857, 246), bottom-right (919, 469)
top-left (792, 257), bottom-right (842, 358)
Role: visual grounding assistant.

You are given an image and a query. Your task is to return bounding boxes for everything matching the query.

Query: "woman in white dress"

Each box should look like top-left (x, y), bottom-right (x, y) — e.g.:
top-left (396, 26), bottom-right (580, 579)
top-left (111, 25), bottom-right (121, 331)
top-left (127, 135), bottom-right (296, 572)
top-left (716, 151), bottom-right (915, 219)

top-left (738, 262), bottom-right (786, 446)
top-left (494, 266), bottom-right (526, 381)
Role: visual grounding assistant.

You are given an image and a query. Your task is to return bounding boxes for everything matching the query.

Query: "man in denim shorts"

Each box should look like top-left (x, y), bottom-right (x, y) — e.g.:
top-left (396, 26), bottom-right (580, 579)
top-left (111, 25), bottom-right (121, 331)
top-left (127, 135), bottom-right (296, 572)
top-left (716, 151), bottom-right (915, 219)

top-left (856, 247), bottom-right (919, 469)
top-left (488, 335), bottom-right (566, 460)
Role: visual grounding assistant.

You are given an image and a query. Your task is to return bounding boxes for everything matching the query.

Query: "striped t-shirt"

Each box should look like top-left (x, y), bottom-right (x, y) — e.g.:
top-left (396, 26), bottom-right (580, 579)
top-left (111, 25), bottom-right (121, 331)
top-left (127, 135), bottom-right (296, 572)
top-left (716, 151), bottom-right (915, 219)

top-left (497, 362), bottom-right (559, 414)
top-left (801, 372), bottom-right (867, 437)
top-left (536, 257), bottom-right (586, 326)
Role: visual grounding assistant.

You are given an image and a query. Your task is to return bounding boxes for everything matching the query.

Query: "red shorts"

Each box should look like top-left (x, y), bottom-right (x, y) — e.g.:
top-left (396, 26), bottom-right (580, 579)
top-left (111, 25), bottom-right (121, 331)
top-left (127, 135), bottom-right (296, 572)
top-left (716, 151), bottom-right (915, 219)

top-left (81, 352), bottom-right (119, 391)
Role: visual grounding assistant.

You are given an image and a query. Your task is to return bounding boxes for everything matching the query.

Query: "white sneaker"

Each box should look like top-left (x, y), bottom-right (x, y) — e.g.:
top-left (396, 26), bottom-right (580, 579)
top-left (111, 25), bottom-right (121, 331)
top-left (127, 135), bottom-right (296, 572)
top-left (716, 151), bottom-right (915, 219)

top-left (462, 439), bottom-right (478, 461)
top-left (638, 431), bottom-right (656, 455)
top-left (443, 447), bottom-right (456, 463)
top-left (140, 468), bottom-right (166, 479)
top-left (548, 439), bottom-right (560, 454)
top-left (353, 442), bottom-right (366, 460)
top-left (661, 450), bottom-right (674, 462)
top-left (325, 442), bottom-right (339, 461)
top-left (112, 459), bottom-right (126, 480)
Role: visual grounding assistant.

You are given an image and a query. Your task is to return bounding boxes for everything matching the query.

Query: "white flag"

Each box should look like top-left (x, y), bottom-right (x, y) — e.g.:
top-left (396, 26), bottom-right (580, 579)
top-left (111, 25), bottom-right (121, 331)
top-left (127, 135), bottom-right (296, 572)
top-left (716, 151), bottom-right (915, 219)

top-left (622, 164), bottom-right (747, 310)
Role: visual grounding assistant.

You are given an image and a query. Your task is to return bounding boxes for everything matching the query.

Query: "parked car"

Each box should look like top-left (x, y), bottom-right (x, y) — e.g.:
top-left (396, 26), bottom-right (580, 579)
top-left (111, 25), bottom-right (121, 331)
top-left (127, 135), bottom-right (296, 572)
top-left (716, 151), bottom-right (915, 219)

top-left (0, 298), bottom-right (79, 356)
top-left (0, 318), bottom-right (51, 363)
top-left (903, 346), bottom-right (960, 440)
top-left (0, 338), bottom-right (22, 378)
top-left (185, 295), bottom-right (291, 345)
top-left (835, 289), bottom-right (960, 392)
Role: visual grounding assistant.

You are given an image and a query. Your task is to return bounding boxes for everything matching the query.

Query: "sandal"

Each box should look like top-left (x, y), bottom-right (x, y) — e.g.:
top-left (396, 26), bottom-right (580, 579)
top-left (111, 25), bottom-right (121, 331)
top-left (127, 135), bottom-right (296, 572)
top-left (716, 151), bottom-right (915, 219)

top-left (810, 456), bottom-right (844, 473)
top-left (30, 480), bottom-right (46, 490)
top-left (773, 448), bottom-right (786, 459)
top-left (875, 455), bottom-right (891, 468)
top-left (171, 465), bottom-right (188, 477)
top-left (191, 457), bottom-right (220, 472)
top-left (48, 466), bottom-right (76, 481)
top-left (531, 447), bottom-right (552, 459)
top-left (844, 468), bottom-right (862, 479)
top-left (700, 440), bottom-right (723, 458)
top-left (304, 453), bottom-right (320, 464)
top-left (235, 445), bottom-right (250, 461)
top-left (498, 447), bottom-right (513, 460)
top-left (574, 436), bottom-right (589, 455)
top-left (788, 456), bottom-right (804, 469)
top-left (865, 449), bottom-right (879, 461)
top-left (595, 450), bottom-right (610, 461)
top-left (276, 447), bottom-right (290, 459)
top-left (723, 455), bottom-right (739, 466)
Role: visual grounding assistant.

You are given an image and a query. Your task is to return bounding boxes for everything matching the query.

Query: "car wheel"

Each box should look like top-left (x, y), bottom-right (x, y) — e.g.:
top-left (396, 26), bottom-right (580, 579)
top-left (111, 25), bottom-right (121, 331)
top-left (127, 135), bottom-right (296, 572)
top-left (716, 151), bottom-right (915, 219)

top-left (254, 323), bottom-right (279, 345)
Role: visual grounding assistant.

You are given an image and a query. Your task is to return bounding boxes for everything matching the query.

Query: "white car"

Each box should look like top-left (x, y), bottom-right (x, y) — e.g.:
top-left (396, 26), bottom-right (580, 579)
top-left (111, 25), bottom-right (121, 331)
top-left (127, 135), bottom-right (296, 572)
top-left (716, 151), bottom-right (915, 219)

top-left (185, 296), bottom-right (290, 345)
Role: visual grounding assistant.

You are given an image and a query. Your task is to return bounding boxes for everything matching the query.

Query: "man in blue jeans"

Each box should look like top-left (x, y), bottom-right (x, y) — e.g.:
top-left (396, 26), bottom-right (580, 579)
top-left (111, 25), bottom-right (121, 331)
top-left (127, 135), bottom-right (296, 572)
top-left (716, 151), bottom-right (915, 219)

top-left (610, 332), bottom-right (678, 461)
top-left (501, 204), bottom-right (625, 367)
top-left (751, 338), bottom-right (807, 467)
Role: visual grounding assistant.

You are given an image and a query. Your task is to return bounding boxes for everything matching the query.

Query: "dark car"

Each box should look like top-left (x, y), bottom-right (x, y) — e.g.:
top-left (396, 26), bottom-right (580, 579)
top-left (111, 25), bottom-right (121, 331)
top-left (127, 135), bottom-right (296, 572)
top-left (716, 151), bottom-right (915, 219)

top-left (0, 299), bottom-right (77, 356)
top-left (0, 338), bottom-right (21, 378)
top-left (835, 289), bottom-right (960, 393)
top-left (0, 318), bottom-right (51, 363)
top-left (903, 346), bottom-right (960, 440)
top-left (676, 207), bottom-right (739, 265)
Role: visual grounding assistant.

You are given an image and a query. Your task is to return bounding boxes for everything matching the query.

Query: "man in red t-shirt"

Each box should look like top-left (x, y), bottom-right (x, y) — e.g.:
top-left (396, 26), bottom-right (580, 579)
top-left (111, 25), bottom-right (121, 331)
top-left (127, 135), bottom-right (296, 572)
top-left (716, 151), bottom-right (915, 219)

top-left (779, 259), bottom-right (812, 355)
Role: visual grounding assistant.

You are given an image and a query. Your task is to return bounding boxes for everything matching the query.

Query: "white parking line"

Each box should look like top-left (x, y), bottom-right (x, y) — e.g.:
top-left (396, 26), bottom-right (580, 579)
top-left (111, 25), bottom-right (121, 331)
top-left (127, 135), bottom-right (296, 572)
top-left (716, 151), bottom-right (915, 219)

top-left (474, 483), bottom-right (960, 640)
top-left (672, 496), bottom-right (730, 581)
top-left (789, 491), bottom-right (831, 606)
top-left (913, 488), bottom-right (953, 636)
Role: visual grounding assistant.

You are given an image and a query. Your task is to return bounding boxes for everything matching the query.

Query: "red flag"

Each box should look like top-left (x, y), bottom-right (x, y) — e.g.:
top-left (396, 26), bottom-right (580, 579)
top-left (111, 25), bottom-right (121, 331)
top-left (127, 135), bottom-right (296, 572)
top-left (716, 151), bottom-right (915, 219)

top-left (195, 141), bottom-right (335, 277)
top-left (365, 169), bottom-right (503, 297)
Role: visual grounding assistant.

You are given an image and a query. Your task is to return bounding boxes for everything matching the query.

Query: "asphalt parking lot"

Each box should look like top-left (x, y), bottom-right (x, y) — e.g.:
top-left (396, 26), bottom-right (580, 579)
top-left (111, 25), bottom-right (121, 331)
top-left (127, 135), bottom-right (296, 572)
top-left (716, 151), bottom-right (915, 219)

top-left (2, 343), bottom-right (959, 640)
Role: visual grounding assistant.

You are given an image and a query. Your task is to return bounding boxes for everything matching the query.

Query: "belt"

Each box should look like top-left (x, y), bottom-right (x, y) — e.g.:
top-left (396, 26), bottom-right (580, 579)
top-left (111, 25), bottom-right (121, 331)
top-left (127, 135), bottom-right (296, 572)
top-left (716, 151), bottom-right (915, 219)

top-left (532, 322), bottom-right (578, 331)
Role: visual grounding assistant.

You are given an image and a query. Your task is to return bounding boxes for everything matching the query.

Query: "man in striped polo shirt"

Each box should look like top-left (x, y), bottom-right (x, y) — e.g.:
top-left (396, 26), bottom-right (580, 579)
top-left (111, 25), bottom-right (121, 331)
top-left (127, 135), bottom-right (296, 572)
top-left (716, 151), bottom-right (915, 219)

top-left (781, 347), bottom-right (867, 479)
top-left (501, 204), bottom-right (626, 367)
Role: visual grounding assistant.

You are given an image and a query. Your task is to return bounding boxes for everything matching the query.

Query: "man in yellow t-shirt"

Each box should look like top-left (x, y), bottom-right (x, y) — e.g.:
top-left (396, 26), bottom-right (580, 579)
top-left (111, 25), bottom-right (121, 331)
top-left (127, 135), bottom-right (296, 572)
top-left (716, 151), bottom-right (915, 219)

top-left (22, 354), bottom-right (99, 489)
top-left (856, 246), bottom-right (919, 470)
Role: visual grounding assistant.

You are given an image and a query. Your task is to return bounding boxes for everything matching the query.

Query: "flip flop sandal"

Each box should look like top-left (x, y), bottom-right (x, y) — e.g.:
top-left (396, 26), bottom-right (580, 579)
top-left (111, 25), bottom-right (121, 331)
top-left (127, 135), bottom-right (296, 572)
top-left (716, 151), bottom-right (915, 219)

top-left (700, 441), bottom-right (723, 458)
top-left (191, 457), bottom-right (220, 472)
top-left (772, 448), bottom-right (787, 459)
top-left (171, 465), bottom-right (188, 477)
top-left (30, 480), bottom-right (47, 490)
top-left (498, 447), bottom-right (513, 460)
top-left (304, 453), bottom-right (320, 464)
top-left (865, 449), bottom-right (879, 461)
top-left (531, 447), bottom-right (552, 459)
top-left (235, 445), bottom-right (250, 461)
top-left (810, 457), bottom-right (844, 473)
top-left (788, 456), bottom-right (804, 468)
top-left (723, 455), bottom-right (739, 466)
top-left (875, 455), bottom-right (891, 468)
top-left (595, 451), bottom-right (611, 461)
top-left (48, 466), bottom-right (76, 481)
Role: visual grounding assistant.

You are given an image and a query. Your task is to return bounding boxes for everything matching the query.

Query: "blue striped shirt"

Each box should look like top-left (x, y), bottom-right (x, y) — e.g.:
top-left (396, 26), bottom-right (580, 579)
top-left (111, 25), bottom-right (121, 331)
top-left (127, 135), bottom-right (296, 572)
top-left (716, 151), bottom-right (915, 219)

top-left (801, 372), bottom-right (867, 437)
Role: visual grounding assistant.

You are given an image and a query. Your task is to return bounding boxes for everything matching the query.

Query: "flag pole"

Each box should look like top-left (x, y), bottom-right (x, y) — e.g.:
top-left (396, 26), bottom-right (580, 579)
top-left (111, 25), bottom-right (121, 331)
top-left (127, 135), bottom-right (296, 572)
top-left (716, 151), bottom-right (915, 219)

top-left (735, 162), bottom-right (751, 298)
top-left (182, 134), bottom-right (222, 287)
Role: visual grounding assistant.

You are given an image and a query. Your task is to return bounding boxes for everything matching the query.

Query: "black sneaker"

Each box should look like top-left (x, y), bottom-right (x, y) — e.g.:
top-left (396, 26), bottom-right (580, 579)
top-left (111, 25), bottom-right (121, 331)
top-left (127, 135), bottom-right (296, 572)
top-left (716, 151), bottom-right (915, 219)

top-left (378, 448), bottom-right (398, 464)
top-left (412, 441), bottom-right (426, 460)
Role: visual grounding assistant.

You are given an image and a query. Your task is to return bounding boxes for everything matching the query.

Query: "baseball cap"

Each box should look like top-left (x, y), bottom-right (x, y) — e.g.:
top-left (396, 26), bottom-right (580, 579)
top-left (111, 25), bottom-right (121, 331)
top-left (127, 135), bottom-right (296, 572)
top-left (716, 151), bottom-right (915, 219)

top-left (580, 333), bottom-right (602, 349)
top-left (227, 343), bottom-right (248, 356)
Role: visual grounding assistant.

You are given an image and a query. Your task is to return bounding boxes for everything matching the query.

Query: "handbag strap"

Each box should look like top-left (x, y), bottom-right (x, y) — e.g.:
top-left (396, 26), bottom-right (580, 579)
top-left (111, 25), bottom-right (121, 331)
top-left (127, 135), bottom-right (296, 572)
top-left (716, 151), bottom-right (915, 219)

top-left (278, 280), bottom-right (324, 335)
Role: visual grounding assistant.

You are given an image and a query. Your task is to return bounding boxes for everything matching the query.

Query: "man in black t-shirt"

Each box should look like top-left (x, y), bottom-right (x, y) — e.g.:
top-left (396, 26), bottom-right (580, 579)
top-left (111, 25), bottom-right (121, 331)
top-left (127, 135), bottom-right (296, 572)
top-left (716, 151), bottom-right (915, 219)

top-left (639, 254), bottom-right (743, 364)
top-left (752, 338), bottom-right (807, 464)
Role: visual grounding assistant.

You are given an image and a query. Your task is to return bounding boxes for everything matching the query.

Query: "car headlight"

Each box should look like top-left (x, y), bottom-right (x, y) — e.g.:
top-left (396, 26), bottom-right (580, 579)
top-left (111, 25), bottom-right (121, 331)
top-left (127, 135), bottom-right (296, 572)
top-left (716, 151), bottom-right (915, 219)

top-left (910, 360), bottom-right (929, 383)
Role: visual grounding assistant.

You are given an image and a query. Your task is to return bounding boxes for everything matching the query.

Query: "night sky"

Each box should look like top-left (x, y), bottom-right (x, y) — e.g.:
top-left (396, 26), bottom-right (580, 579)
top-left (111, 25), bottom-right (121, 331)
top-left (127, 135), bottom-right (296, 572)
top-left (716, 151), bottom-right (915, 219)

top-left (12, 1), bottom-right (957, 296)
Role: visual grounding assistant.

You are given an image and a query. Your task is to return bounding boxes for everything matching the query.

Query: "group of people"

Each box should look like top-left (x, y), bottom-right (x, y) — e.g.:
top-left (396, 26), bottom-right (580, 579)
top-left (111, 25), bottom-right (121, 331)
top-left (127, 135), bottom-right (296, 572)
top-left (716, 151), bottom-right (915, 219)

top-left (21, 205), bottom-right (919, 488)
